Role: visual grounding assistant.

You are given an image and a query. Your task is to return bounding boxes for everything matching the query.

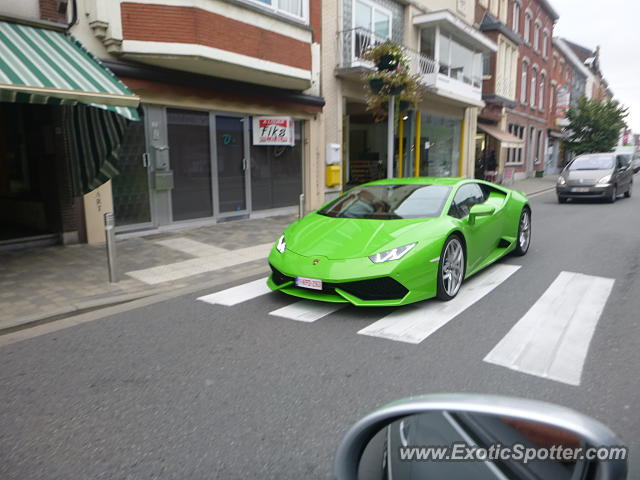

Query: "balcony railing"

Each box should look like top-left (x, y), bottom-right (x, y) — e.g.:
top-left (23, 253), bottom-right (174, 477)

top-left (338, 28), bottom-right (481, 100)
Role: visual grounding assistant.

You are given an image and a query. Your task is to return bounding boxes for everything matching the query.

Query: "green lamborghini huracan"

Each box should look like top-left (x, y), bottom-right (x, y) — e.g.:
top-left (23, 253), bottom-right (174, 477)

top-left (267, 178), bottom-right (531, 306)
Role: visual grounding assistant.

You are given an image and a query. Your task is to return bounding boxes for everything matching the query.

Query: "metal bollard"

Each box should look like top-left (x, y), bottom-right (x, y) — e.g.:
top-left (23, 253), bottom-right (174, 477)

top-left (104, 212), bottom-right (118, 283)
top-left (299, 193), bottom-right (305, 218)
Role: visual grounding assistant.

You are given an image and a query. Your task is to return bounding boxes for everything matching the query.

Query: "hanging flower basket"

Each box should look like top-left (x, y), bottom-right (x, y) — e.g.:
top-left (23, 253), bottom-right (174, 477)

top-left (377, 54), bottom-right (400, 71)
top-left (368, 77), bottom-right (385, 94)
top-left (398, 100), bottom-right (412, 112)
top-left (388, 84), bottom-right (405, 95)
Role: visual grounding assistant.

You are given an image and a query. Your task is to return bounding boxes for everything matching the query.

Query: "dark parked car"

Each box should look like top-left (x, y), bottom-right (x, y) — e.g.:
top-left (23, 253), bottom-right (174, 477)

top-left (556, 153), bottom-right (633, 203)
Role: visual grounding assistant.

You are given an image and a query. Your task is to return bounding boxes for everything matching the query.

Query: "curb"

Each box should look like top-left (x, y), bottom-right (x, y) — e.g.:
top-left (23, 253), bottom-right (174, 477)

top-left (0, 261), bottom-right (270, 340)
top-left (0, 287), bottom-right (176, 335)
top-left (525, 185), bottom-right (557, 197)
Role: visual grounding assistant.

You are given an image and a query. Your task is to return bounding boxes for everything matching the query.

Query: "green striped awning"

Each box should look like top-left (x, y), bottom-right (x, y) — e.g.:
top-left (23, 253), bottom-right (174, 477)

top-left (65, 104), bottom-right (129, 196)
top-left (0, 21), bottom-right (139, 121)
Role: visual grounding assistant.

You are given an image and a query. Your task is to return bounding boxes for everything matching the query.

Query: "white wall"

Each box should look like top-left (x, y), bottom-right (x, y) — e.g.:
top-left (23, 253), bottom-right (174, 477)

top-left (0, 0), bottom-right (40, 20)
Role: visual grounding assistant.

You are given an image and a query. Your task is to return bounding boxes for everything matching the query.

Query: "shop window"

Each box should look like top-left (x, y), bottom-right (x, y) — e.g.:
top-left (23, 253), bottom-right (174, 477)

top-left (420, 115), bottom-right (461, 178)
top-left (167, 109), bottom-right (214, 221)
top-left (250, 120), bottom-right (303, 210)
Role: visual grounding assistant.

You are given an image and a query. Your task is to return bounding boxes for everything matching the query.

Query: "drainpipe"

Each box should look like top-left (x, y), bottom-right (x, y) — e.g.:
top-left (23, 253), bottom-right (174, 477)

top-left (65, 0), bottom-right (78, 31)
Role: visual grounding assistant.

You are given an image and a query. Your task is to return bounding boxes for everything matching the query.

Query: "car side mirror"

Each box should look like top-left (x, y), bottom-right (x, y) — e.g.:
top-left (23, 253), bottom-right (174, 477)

top-left (335, 394), bottom-right (628, 480)
top-left (468, 204), bottom-right (495, 225)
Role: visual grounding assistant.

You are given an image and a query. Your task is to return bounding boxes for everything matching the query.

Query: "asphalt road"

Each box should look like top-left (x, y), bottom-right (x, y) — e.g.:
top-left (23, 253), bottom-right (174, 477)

top-left (1, 187), bottom-right (639, 479)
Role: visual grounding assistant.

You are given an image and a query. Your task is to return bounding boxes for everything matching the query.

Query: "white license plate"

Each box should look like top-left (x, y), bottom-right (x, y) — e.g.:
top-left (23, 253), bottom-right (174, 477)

top-left (572, 187), bottom-right (590, 192)
top-left (295, 277), bottom-right (323, 290)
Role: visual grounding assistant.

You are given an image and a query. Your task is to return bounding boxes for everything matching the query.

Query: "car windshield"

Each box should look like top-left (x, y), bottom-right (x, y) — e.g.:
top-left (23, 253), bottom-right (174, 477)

top-left (318, 184), bottom-right (451, 219)
top-left (569, 154), bottom-right (614, 171)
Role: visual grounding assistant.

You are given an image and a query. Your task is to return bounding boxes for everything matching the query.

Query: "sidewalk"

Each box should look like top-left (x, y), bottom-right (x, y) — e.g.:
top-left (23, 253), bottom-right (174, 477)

top-left (0, 175), bottom-right (557, 332)
top-left (0, 215), bottom-right (294, 332)
top-left (510, 173), bottom-right (559, 196)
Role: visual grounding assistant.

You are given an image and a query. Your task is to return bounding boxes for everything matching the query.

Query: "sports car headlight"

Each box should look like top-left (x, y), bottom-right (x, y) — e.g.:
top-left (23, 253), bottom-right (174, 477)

top-left (276, 235), bottom-right (286, 254)
top-left (368, 243), bottom-right (416, 264)
top-left (597, 174), bottom-right (612, 184)
top-left (557, 177), bottom-right (566, 185)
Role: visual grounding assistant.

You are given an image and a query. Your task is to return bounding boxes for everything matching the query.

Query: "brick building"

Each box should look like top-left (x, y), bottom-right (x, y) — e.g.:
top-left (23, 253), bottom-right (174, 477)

top-left (71, 0), bottom-right (324, 232)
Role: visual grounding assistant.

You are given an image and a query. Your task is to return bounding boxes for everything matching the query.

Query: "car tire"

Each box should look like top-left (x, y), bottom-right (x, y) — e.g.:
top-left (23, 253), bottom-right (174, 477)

top-left (513, 207), bottom-right (532, 257)
top-left (608, 185), bottom-right (617, 203)
top-left (436, 235), bottom-right (465, 302)
top-left (624, 183), bottom-right (632, 198)
top-left (558, 196), bottom-right (567, 204)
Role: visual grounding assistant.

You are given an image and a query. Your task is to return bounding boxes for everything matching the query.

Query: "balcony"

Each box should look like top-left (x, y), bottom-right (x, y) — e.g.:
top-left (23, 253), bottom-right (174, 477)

top-left (336, 27), bottom-right (485, 107)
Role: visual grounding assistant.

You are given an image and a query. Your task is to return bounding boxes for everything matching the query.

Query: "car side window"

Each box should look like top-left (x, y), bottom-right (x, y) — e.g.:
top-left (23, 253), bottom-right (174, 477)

top-left (616, 155), bottom-right (630, 169)
top-left (449, 183), bottom-right (485, 219)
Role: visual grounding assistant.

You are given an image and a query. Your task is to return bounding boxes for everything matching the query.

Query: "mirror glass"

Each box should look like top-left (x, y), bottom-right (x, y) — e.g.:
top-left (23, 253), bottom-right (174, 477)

top-left (357, 411), bottom-right (602, 480)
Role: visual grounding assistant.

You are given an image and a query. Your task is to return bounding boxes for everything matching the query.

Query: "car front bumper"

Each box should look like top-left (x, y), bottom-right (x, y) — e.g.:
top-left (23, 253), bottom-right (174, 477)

top-left (556, 184), bottom-right (614, 199)
top-left (267, 247), bottom-right (439, 307)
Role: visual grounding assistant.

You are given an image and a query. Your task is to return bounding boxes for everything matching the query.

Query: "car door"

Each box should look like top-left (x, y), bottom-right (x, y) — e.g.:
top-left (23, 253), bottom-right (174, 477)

top-left (449, 183), bottom-right (502, 272)
top-left (616, 155), bottom-right (633, 191)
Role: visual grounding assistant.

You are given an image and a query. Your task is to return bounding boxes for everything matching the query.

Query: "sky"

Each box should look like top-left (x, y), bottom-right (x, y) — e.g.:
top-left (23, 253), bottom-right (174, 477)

top-left (552, 0), bottom-right (640, 133)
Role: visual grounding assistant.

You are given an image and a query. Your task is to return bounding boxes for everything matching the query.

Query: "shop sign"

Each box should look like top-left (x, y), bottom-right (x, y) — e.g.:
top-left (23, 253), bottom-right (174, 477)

top-left (252, 116), bottom-right (295, 146)
top-left (556, 85), bottom-right (570, 116)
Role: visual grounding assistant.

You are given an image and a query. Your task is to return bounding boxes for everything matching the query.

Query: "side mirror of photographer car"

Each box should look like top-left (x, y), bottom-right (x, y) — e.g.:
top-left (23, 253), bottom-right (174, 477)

top-left (335, 394), bottom-right (628, 480)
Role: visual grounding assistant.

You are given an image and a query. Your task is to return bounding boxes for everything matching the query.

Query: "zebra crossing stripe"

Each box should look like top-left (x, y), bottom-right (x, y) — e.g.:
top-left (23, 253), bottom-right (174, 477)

top-left (358, 264), bottom-right (521, 344)
top-left (197, 278), bottom-right (271, 306)
top-left (483, 271), bottom-right (614, 386)
top-left (269, 301), bottom-right (345, 322)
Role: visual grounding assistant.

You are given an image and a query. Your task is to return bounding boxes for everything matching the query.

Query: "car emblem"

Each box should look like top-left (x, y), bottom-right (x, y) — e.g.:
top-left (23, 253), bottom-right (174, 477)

top-left (313, 259), bottom-right (320, 265)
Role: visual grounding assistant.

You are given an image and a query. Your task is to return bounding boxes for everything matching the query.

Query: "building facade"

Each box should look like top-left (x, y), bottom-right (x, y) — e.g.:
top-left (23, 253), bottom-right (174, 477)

top-left (474, 0), bottom-right (525, 183)
top-left (506, 0), bottom-right (558, 180)
top-left (0, 0), bottom-right (141, 248)
top-left (322, 0), bottom-right (496, 201)
top-left (71, 0), bottom-right (325, 231)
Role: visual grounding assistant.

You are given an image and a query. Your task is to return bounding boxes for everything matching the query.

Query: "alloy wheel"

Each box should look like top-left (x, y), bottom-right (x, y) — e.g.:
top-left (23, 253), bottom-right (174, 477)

top-left (519, 210), bottom-right (531, 252)
top-left (441, 238), bottom-right (464, 297)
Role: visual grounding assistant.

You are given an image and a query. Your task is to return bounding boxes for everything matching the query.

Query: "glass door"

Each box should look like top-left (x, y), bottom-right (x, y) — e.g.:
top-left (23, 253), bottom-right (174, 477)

top-left (167, 109), bottom-right (214, 221)
top-left (112, 120), bottom-right (153, 229)
top-left (215, 115), bottom-right (249, 216)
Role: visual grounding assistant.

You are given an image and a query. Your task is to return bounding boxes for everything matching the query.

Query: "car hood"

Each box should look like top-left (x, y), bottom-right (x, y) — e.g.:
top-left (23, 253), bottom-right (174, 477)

top-left (284, 213), bottom-right (443, 259)
top-left (564, 169), bottom-right (613, 184)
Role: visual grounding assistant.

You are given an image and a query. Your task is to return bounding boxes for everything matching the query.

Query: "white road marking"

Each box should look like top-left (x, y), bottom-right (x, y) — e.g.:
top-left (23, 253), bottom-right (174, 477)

top-left (155, 237), bottom-right (227, 257)
top-left (358, 264), bottom-right (521, 344)
top-left (484, 271), bottom-right (614, 386)
top-left (197, 278), bottom-right (271, 306)
top-left (269, 301), bottom-right (345, 322)
top-left (127, 243), bottom-right (273, 284)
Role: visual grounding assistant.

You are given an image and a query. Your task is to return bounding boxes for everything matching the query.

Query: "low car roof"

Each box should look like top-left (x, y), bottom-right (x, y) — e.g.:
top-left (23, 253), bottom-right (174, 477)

top-left (364, 177), bottom-right (465, 187)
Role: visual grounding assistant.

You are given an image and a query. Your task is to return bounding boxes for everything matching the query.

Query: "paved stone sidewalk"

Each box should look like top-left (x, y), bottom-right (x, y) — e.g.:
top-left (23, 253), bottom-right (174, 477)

top-left (0, 175), bottom-right (557, 332)
top-left (0, 215), bottom-right (294, 331)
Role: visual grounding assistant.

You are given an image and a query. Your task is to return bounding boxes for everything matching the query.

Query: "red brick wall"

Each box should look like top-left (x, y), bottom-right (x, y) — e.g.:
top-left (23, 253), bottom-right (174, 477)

top-left (309, 0), bottom-right (321, 43)
top-left (548, 45), bottom-right (572, 127)
top-left (513, 0), bottom-right (555, 121)
top-left (39, 0), bottom-right (67, 23)
top-left (120, 3), bottom-right (312, 71)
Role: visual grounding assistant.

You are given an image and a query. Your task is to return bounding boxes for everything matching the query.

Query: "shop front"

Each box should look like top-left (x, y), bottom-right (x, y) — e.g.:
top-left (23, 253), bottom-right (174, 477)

top-left (107, 65), bottom-right (323, 231)
top-left (0, 20), bottom-right (140, 248)
top-left (344, 101), bottom-right (465, 187)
